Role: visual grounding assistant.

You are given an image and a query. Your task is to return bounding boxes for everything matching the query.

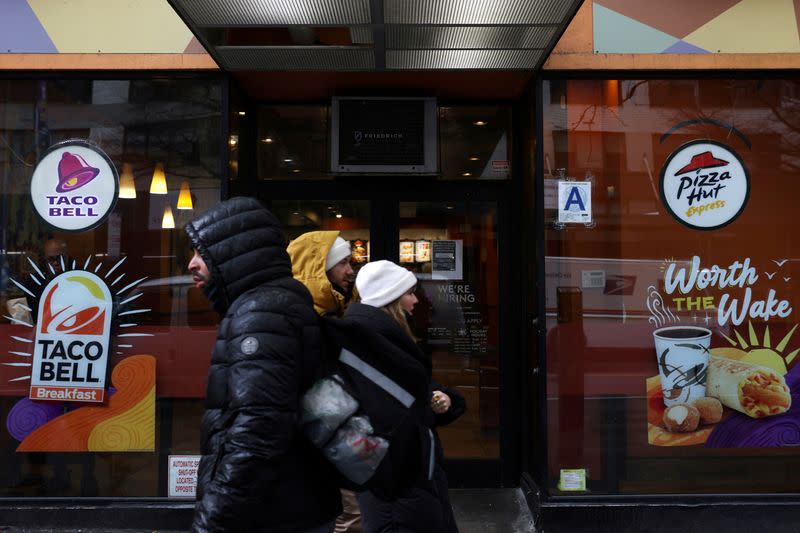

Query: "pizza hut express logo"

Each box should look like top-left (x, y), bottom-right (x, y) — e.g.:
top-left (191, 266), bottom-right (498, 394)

top-left (660, 140), bottom-right (750, 231)
top-left (30, 140), bottom-right (118, 232)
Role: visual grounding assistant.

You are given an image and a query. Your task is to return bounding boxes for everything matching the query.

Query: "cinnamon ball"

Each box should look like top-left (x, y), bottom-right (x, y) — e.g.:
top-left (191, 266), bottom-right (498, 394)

top-left (662, 403), bottom-right (700, 433)
top-left (693, 397), bottom-right (723, 425)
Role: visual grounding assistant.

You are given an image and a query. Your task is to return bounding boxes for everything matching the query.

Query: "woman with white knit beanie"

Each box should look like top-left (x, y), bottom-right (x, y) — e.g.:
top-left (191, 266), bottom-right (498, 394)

top-left (322, 260), bottom-right (464, 533)
top-left (356, 260), bottom-right (420, 339)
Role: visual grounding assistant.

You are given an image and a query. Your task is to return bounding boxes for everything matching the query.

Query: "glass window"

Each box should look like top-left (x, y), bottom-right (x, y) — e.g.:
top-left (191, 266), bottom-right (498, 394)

top-left (543, 78), bottom-right (800, 495)
top-left (0, 78), bottom-right (223, 497)
top-left (270, 200), bottom-right (371, 273)
top-left (256, 104), bottom-right (513, 181)
top-left (440, 106), bottom-right (512, 180)
top-left (400, 201), bottom-right (500, 458)
top-left (228, 84), bottom-right (248, 182)
top-left (257, 106), bottom-right (329, 180)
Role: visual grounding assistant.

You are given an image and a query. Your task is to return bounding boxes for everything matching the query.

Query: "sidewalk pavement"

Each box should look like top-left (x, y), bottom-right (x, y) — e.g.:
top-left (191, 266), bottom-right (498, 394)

top-left (0, 488), bottom-right (536, 533)
top-left (452, 488), bottom-right (535, 533)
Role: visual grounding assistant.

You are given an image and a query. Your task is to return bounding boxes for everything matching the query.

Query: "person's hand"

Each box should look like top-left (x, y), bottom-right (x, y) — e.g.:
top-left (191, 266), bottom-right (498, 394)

top-left (432, 391), bottom-right (451, 414)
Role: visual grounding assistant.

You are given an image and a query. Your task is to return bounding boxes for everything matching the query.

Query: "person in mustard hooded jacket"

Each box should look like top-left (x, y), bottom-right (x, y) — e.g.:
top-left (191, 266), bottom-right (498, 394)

top-left (287, 231), bottom-right (354, 318)
top-left (288, 230), bottom-right (362, 532)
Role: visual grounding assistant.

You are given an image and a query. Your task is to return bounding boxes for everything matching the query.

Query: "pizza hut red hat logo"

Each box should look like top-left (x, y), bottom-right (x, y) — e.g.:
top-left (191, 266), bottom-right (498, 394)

top-left (674, 151), bottom-right (729, 176)
top-left (660, 140), bottom-right (750, 231)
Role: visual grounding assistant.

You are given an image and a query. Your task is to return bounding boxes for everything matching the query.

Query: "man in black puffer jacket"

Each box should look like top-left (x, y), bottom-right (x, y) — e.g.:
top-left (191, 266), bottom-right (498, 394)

top-left (185, 197), bottom-right (341, 533)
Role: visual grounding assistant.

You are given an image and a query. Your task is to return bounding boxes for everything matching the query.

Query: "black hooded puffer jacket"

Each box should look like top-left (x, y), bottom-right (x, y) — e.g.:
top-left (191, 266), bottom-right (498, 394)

top-left (185, 197), bottom-right (341, 533)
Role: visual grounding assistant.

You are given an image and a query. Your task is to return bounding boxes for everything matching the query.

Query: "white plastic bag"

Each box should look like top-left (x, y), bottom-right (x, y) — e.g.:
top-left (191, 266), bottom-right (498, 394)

top-left (323, 416), bottom-right (389, 485)
top-left (301, 374), bottom-right (359, 447)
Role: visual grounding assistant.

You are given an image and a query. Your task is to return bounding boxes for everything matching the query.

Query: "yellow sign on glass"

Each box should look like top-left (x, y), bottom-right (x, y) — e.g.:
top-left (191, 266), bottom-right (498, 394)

top-left (558, 469), bottom-right (587, 492)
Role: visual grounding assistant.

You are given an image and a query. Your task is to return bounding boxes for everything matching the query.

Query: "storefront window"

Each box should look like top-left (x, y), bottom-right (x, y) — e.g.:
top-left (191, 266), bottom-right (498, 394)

top-left (271, 200), bottom-right (371, 273)
top-left (401, 201), bottom-right (500, 458)
top-left (439, 106), bottom-right (512, 180)
top-left (257, 106), bottom-right (329, 180)
top-left (229, 84), bottom-right (248, 182)
top-left (256, 104), bottom-right (511, 181)
top-left (0, 77), bottom-right (223, 496)
top-left (544, 79), bottom-right (800, 495)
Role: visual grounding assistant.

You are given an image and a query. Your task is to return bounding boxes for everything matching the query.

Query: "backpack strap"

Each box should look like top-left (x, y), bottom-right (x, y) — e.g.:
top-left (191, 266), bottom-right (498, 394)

top-left (339, 348), bottom-right (416, 408)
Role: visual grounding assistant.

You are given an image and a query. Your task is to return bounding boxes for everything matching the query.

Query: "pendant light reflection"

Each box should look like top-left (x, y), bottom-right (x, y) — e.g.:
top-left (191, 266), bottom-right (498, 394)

top-left (150, 163), bottom-right (168, 194)
top-left (161, 204), bottom-right (175, 229)
top-left (119, 163), bottom-right (136, 199)
top-left (177, 181), bottom-right (193, 210)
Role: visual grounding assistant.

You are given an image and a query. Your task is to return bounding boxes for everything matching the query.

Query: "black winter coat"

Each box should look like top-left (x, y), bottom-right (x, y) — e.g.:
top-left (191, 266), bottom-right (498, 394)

top-left (185, 197), bottom-right (341, 533)
top-left (323, 303), bottom-right (464, 533)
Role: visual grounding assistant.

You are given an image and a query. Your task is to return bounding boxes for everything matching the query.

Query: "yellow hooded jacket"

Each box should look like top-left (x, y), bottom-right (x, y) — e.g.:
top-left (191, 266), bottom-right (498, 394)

top-left (287, 230), bottom-right (348, 317)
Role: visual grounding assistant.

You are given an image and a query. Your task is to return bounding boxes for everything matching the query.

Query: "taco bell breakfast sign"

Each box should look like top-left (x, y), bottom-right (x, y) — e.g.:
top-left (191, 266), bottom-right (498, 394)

top-left (30, 140), bottom-right (119, 232)
top-left (659, 140), bottom-right (749, 231)
top-left (29, 270), bottom-right (113, 403)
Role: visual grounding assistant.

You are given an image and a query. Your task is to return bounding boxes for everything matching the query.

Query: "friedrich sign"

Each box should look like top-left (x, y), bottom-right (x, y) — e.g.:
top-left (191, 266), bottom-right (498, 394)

top-left (30, 140), bottom-right (119, 232)
top-left (659, 140), bottom-right (750, 231)
top-left (29, 270), bottom-right (113, 403)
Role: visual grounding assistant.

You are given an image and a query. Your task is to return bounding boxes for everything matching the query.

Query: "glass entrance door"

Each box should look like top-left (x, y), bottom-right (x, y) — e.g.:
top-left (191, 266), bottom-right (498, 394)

top-left (399, 201), bottom-right (500, 460)
top-left (262, 189), bottom-right (511, 486)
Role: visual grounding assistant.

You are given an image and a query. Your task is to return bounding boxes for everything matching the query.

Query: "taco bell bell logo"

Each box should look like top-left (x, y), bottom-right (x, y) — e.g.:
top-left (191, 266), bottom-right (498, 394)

top-left (30, 140), bottom-right (119, 232)
top-left (29, 270), bottom-right (112, 403)
top-left (659, 140), bottom-right (750, 231)
top-left (56, 151), bottom-right (100, 193)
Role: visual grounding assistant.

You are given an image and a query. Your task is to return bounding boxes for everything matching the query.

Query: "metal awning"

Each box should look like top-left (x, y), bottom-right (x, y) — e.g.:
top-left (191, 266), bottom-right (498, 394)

top-left (168, 0), bottom-right (582, 71)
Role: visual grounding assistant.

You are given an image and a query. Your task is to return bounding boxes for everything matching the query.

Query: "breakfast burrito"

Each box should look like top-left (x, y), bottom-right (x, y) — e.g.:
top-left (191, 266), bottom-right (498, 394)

top-left (707, 355), bottom-right (791, 418)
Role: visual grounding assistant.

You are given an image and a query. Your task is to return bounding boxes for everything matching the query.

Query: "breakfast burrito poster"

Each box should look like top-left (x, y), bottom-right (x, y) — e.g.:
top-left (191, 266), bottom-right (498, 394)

top-left (631, 133), bottom-right (800, 449)
top-left (646, 255), bottom-right (800, 448)
top-left (546, 82), bottom-right (800, 451)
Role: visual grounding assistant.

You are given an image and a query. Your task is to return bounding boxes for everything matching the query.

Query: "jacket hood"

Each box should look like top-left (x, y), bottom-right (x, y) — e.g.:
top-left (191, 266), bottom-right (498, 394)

top-left (185, 197), bottom-right (292, 314)
top-left (287, 230), bottom-right (347, 316)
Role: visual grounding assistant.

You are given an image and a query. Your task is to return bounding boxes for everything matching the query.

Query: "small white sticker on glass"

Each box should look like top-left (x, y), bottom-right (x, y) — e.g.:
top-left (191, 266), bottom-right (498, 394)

top-left (558, 468), bottom-right (587, 492)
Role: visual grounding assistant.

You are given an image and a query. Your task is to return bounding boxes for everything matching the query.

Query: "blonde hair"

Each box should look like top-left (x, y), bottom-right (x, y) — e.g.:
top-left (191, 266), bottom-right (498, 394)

top-left (381, 297), bottom-right (417, 341)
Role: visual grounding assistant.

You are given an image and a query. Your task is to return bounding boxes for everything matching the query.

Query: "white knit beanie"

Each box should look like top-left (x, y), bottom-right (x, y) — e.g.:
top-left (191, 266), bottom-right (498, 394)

top-left (356, 260), bottom-right (417, 308)
top-left (325, 237), bottom-right (352, 271)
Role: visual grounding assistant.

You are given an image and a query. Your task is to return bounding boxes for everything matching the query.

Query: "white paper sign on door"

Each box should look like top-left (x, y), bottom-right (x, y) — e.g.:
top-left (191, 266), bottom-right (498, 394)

top-left (431, 240), bottom-right (463, 281)
top-left (168, 455), bottom-right (200, 499)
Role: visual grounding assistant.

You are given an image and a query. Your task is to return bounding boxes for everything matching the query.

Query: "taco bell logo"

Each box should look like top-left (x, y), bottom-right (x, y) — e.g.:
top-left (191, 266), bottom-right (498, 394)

top-left (659, 140), bottom-right (750, 231)
top-left (55, 152), bottom-right (100, 192)
top-left (29, 270), bottom-right (112, 403)
top-left (30, 140), bottom-right (118, 232)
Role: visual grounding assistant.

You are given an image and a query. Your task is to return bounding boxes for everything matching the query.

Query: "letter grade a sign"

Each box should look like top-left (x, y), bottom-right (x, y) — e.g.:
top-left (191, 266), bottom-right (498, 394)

top-left (557, 180), bottom-right (593, 224)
